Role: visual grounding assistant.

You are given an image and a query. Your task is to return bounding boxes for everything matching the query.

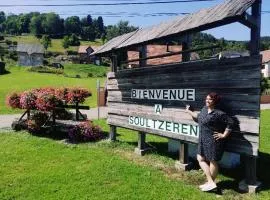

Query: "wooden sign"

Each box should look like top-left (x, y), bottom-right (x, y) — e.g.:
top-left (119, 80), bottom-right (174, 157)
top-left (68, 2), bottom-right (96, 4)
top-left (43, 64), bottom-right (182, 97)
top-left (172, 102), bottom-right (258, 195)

top-left (107, 56), bottom-right (261, 156)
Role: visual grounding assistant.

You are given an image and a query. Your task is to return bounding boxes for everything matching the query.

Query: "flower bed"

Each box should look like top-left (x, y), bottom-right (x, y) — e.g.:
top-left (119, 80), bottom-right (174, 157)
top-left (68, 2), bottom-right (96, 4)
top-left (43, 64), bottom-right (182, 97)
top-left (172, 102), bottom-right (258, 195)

top-left (6, 87), bottom-right (103, 143)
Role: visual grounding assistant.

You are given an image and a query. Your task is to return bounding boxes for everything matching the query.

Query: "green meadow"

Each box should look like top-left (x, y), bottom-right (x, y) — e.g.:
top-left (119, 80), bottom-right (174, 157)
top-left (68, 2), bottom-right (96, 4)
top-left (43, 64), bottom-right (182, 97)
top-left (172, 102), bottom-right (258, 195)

top-left (0, 65), bottom-right (108, 114)
top-left (0, 110), bottom-right (270, 199)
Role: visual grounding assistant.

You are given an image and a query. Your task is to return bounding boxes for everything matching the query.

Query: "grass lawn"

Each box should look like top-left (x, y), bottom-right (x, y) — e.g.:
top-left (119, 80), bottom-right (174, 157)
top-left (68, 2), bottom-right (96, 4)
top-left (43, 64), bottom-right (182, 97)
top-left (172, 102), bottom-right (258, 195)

top-left (0, 110), bottom-right (269, 199)
top-left (6, 35), bottom-right (102, 53)
top-left (0, 65), bottom-right (107, 114)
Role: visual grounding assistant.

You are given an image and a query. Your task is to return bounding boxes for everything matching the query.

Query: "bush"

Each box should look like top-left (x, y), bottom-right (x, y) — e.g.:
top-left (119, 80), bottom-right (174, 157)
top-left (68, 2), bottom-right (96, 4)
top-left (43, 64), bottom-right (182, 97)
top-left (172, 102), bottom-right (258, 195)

top-left (261, 77), bottom-right (270, 93)
top-left (68, 121), bottom-right (103, 142)
top-left (35, 93), bottom-right (63, 111)
top-left (87, 72), bottom-right (93, 77)
top-left (28, 66), bottom-right (64, 74)
top-left (12, 41), bottom-right (17, 45)
top-left (8, 51), bottom-right (18, 61)
top-left (20, 91), bottom-right (37, 110)
top-left (0, 61), bottom-right (6, 74)
top-left (5, 39), bottom-right (12, 45)
top-left (0, 35), bottom-right (4, 41)
top-left (6, 92), bottom-right (21, 109)
top-left (66, 50), bottom-right (78, 55)
top-left (66, 88), bottom-right (92, 104)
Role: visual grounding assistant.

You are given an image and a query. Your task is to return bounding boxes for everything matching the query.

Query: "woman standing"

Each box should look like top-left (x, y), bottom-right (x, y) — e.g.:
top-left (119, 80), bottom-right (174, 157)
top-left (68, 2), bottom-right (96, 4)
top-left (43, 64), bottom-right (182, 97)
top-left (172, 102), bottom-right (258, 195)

top-left (186, 92), bottom-right (233, 192)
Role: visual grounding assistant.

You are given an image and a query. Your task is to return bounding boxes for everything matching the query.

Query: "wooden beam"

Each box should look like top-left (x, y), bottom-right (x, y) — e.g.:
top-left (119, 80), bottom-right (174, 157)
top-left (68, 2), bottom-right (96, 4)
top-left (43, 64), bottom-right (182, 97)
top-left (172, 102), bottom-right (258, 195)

top-left (250, 0), bottom-right (261, 56)
top-left (111, 52), bottom-right (118, 72)
top-left (139, 45), bottom-right (147, 67)
top-left (121, 45), bottom-right (219, 64)
top-left (239, 13), bottom-right (258, 29)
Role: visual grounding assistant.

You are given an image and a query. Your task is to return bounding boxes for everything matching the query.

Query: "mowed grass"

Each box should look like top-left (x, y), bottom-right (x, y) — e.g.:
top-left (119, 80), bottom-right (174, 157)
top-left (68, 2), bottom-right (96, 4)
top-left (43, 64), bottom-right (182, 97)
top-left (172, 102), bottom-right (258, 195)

top-left (64, 63), bottom-right (109, 78)
top-left (0, 65), bottom-right (107, 114)
top-left (6, 35), bottom-right (102, 53)
top-left (0, 110), bottom-right (270, 199)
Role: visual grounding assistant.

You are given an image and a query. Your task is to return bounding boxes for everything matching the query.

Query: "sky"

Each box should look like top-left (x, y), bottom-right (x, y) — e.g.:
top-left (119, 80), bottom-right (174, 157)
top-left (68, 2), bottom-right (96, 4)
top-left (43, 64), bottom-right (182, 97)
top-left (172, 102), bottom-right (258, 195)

top-left (0, 0), bottom-right (269, 41)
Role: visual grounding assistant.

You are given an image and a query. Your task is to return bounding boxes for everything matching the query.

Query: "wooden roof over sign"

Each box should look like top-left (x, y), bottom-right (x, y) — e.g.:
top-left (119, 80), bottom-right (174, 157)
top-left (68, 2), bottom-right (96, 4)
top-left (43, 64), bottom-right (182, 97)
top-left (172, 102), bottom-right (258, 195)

top-left (93, 0), bottom-right (257, 56)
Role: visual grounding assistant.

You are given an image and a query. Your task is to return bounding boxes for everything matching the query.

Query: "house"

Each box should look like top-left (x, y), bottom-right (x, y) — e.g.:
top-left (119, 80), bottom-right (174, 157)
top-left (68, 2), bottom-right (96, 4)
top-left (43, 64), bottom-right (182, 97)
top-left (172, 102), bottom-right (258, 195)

top-left (78, 45), bottom-right (100, 65)
top-left (127, 45), bottom-right (199, 67)
top-left (261, 50), bottom-right (270, 78)
top-left (17, 43), bottom-right (44, 66)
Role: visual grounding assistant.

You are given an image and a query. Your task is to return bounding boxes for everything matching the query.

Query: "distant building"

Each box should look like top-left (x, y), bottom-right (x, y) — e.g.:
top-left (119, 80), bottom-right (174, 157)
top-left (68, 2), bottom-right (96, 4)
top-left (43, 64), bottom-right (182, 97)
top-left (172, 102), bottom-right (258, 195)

top-left (78, 45), bottom-right (100, 65)
top-left (17, 43), bottom-right (44, 66)
top-left (261, 50), bottom-right (270, 78)
top-left (127, 45), bottom-right (200, 68)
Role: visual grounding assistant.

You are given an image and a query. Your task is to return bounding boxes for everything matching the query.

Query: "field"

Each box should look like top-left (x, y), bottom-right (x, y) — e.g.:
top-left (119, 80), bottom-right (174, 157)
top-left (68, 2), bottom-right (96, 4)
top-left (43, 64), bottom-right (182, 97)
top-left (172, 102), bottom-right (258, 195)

top-left (0, 64), bottom-right (108, 114)
top-left (0, 110), bottom-right (270, 199)
top-left (5, 35), bottom-right (102, 53)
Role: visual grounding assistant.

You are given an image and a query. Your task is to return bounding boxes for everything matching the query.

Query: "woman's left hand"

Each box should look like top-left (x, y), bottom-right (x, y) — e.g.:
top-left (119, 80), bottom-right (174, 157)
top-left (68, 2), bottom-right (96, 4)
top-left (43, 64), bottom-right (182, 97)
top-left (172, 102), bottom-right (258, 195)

top-left (213, 132), bottom-right (225, 141)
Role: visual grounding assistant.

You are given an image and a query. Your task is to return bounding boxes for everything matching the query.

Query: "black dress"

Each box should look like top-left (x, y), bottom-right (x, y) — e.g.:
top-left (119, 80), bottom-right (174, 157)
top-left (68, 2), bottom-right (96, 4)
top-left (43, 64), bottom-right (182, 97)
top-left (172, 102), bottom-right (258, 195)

top-left (197, 106), bottom-right (233, 161)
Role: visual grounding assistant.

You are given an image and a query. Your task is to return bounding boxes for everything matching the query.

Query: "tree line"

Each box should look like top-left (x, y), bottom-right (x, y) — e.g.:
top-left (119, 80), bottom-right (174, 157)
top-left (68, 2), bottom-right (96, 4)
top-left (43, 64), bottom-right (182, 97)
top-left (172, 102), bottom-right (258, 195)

top-left (0, 11), bottom-right (138, 41)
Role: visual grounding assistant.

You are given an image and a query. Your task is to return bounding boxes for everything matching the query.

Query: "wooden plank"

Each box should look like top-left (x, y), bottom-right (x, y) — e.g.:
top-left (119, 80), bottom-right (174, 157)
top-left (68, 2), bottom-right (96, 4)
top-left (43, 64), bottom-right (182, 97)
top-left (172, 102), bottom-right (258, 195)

top-left (57, 105), bottom-right (90, 110)
top-left (107, 68), bottom-right (261, 86)
top-left (112, 56), bottom-right (261, 78)
top-left (107, 114), bottom-right (258, 156)
top-left (107, 106), bottom-right (259, 135)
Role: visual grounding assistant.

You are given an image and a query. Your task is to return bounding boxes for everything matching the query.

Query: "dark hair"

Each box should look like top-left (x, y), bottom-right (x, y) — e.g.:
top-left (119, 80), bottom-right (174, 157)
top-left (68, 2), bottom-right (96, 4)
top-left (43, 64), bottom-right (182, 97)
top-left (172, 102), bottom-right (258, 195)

top-left (207, 92), bottom-right (221, 105)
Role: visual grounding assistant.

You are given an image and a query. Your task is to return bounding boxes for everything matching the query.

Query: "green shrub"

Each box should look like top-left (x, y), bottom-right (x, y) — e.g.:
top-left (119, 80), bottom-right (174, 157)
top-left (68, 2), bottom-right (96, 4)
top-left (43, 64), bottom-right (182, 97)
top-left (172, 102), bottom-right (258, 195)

top-left (0, 61), bottom-right (6, 74)
top-left (261, 77), bottom-right (270, 93)
top-left (8, 51), bottom-right (18, 61)
top-left (28, 66), bottom-right (63, 75)
top-left (66, 50), bottom-right (78, 55)
top-left (87, 72), bottom-right (93, 77)
top-left (5, 39), bottom-right (12, 45)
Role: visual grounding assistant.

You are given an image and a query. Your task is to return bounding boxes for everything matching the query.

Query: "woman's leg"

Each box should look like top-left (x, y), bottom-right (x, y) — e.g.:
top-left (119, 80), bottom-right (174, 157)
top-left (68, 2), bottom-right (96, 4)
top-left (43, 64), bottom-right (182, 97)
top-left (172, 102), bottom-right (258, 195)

top-left (197, 154), bottom-right (215, 184)
top-left (209, 160), bottom-right (219, 181)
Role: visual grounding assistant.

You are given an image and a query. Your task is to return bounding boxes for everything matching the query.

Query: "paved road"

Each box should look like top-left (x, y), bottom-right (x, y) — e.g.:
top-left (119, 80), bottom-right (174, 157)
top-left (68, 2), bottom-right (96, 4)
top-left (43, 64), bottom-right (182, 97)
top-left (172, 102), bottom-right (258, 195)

top-left (1, 105), bottom-right (270, 131)
top-left (0, 107), bottom-right (108, 130)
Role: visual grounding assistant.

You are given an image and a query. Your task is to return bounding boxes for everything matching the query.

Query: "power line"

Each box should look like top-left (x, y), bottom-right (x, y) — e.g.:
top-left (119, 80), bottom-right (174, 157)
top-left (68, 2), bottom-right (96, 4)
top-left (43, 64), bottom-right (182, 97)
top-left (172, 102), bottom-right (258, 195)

top-left (58, 12), bottom-right (190, 17)
top-left (0, 0), bottom-right (216, 7)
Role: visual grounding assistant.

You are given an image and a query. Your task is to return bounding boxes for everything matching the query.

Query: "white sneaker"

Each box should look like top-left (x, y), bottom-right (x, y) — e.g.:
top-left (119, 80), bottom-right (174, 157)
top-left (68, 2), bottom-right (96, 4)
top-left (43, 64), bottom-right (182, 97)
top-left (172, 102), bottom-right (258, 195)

top-left (201, 183), bottom-right (217, 192)
top-left (199, 183), bottom-right (208, 189)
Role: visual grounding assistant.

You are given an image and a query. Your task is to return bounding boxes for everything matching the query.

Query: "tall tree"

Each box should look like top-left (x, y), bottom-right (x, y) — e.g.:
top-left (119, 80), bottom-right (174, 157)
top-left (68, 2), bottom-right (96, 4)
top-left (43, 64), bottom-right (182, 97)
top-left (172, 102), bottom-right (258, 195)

top-left (0, 11), bottom-right (5, 24)
top-left (64, 16), bottom-right (81, 35)
top-left (62, 35), bottom-right (70, 49)
top-left (106, 20), bottom-right (138, 40)
top-left (41, 35), bottom-right (52, 51)
top-left (87, 15), bottom-right (93, 26)
top-left (42, 13), bottom-right (64, 36)
top-left (5, 15), bottom-right (20, 35)
top-left (30, 14), bottom-right (44, 35)
top-left (97, 16), bottom-right (104, 35)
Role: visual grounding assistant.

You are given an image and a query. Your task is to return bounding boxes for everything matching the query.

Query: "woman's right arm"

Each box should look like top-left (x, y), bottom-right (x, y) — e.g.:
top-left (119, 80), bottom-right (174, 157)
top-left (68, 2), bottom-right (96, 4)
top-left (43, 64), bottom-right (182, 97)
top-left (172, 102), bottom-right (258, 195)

top-left (185, 105), bottom-right (198, 121)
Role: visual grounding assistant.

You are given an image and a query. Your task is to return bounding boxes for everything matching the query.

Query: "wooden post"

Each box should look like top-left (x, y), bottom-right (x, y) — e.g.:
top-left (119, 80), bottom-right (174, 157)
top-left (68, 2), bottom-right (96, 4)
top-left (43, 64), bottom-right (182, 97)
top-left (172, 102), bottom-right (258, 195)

top-left (250, 0), bottom-right (261, 56)
top-left (239, 155), bottom-right (262, 193)
top-left (27, 109), bottom-right (30, 120)
top-left (175, 141), bottom-right (193, 171)
top-left (109, 51), bottom-right (118, 141)
top-left (109, 125), bottom-right (116, 141)
top-left (238, 0), bottom-right (262, 193)
top-left (175, 35), bottom-right (193, 171)
top-left (75, 101), bottom-right (79, 121)
top-left (135, 131), bottom-right (151, 156)
top-left (181, 35), bottom-right (192, 62)
top-left (138, 45), bottom-right (147, 67)
top-left (52, 109), bottom-right (56, 125)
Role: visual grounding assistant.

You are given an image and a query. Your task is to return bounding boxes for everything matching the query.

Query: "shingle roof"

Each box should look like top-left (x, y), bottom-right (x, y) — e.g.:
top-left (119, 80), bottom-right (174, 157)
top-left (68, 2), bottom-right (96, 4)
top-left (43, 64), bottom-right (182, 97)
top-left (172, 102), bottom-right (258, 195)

top-left (17, 43), bottom-right (44, 54)
top-left (93, 0), bottom-right (256, 56)
top-left (261, 50), bottom-right (270, 63)
top-left (78, 45), bottom-right (90, 53)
